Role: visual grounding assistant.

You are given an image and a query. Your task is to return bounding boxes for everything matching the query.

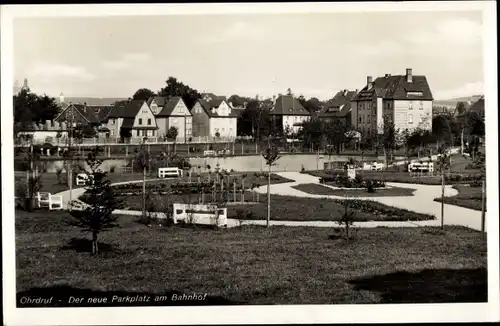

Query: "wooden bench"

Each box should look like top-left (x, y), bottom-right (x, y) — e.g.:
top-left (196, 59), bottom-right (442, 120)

top-left (36, 192), bottom-right (63, 210)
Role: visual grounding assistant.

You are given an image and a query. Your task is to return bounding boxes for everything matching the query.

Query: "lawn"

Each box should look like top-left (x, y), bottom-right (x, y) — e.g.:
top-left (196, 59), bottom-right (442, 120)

top-left (15, 210), bottom-right (487, 306)
top-left (118, 193), bottom-right (434, 222)
top-left (292, 183), bottom-right (416, 197)
top-left (434, 185), bottom-right (485, 211)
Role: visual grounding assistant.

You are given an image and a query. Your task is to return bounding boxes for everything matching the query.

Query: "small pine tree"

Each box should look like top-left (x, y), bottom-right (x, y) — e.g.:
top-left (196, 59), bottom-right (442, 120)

top-left (68, 147), bottom-right (123, 255)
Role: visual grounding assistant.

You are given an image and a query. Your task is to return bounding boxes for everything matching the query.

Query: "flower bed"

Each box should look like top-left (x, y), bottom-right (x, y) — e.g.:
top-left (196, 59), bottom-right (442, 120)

top-left (318, 174), bottom-right (386, 188)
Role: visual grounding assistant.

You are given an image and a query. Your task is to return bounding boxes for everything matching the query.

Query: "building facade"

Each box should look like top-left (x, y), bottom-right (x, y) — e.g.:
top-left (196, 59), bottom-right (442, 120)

top-left (191, 96), bottom-right (238, 140)
top-left (269, 95), bottom-right (310, 135)
top-left (352, 68), bottom-right (433, 139)
top-left (106, 100), bottom-right (158, 141)
top-left (154, 96), bottom-right (193, 141)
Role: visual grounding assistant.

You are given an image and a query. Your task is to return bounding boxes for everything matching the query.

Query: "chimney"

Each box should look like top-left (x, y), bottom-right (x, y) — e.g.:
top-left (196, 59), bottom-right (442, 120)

top-left (84, 102), bottom-right (87, 114)
top-left (385, 74), bottom-right (391, 78)
top-left (406, 68), bottom-right (413, 83)
top-left (367, 76), bottom-right (373, 89)
top-left (344, 89), bottom-right (348, 96)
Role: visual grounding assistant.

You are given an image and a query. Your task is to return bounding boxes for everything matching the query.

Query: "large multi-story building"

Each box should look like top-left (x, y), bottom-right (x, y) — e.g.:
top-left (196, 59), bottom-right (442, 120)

top-left (352, 68), bottom-right (433, 139)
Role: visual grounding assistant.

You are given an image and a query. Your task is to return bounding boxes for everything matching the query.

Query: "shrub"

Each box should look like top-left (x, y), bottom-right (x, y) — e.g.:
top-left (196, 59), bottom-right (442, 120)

top-left (109, 165), bottom-right (116, 173)
top-left (366, 181), bottom-right (376, 193)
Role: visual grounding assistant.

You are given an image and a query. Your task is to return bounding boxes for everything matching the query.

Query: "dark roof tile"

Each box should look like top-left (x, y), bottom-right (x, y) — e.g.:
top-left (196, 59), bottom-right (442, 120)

top-left (270, 95), bottom-right (310, 116)
top-left (354, 74), bottom-right (433, 101)
top-left (108, 100), bottom-right (145, 118)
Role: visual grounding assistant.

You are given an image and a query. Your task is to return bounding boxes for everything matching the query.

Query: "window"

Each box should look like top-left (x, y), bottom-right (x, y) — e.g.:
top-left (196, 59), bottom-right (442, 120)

top-left (409, 101), bottom-right (413, 110)
top-left (111, 130), bottom-right (115, 136)
top-left (139, 118), bottom-right (142, 125)
top-left (419, 116), bottom-right (423, 124)
top-left (136, 130), bottom-right (140, 136)
top-left (110, 119), bottom-right (115, 125)
top-left (359, 117), bottom-right (362, 123)
top-left (147, 118), bottom-right (151, 125)
top-left (408, 114), bottom-right (413, 124)
top-left (419, 101), bottom-right (424, 110)
top-left (152, 130), bottom-right (155, 136)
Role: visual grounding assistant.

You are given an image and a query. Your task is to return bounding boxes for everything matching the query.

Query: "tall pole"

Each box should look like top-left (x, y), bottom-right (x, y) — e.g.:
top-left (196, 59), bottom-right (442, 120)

top-left (481, 179), bottom-right (486, 238)
top-left (267, 162), bottom-right (271, 228)
top-left (68, 105), bottom-right (73, 211)
top-left (440, 172), bottom-right (445, 230)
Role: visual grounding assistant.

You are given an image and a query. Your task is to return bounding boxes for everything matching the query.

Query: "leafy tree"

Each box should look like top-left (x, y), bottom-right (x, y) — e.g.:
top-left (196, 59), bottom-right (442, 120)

top-left (262, 139), bottom-right (281, 228)
top-left (158, 76), bottom-right (201, 109)
top-left (376, 115), bottom-right (399, 166)
top-left (13, 88), bottom-right (61, 128)
top-left (166, 126), bottom-right (179, 153)
top-left (132, 88), bottom-right (155, 101)
top-left (228, 94), bottom-right (248, 108)
top-left (68, 148), bottom-right (123, 255)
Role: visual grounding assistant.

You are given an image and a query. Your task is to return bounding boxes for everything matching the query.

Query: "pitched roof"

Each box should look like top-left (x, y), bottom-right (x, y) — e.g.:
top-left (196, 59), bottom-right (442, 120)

top-left (147, 96), bottom-right (166, 107)
top-left (354, 74), bottom-right (433, 101)
top-left (317, 90), bottom-right (357, 118)
top-left (55, 103), bottom-right (100, 124)
top-left (89, 105), bottom-right (114, 122)
top-left (108, 100), bottom-right (145, 118)
top-left (468, 97), bottom-right (485, 117)
top-left (270, 95), bottom-right (310, 116)
top-left (196, 99), bottom-right (239, 118)
top-left (157, 96), bottom-right (184, 117)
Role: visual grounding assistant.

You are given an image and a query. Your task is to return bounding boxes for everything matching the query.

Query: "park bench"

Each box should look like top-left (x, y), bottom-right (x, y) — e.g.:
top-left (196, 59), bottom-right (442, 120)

top-left (36, 192), bottom-right (63, 210)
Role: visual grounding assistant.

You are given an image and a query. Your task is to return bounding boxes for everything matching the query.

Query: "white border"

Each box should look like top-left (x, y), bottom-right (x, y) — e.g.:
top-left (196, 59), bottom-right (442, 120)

top-left (2, 2), bottom-right (499, 325)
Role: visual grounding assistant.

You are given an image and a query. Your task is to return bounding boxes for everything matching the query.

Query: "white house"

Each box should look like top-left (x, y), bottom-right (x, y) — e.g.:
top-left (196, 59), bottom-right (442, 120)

top-left (269, 95), bottom-right (311, 134)
top-left (191, 96), bottom-right (238, 140)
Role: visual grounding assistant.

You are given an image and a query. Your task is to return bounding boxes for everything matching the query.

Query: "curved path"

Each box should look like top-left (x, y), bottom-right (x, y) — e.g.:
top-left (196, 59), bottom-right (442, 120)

top-left (55, 171), bottom-right (484, 231)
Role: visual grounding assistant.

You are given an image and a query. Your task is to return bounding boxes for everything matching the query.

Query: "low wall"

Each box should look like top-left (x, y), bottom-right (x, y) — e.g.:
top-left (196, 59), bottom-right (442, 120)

top-left (17, 153), bottom-right (401, 173)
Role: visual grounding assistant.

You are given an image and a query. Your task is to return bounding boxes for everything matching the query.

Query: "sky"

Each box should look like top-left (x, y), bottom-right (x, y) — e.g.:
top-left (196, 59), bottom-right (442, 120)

top-left (13, 10), bottom-right (484, 101)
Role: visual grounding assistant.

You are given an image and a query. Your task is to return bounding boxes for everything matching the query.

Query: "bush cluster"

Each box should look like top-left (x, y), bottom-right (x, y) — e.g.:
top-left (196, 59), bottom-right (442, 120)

top-left (319, 174), bottom-right (386, 188)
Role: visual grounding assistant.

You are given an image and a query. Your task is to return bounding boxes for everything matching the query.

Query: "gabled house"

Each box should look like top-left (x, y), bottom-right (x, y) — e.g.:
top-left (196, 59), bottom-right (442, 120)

top-left (54, 102), bottom-right (100, 130)
top-left (155, 96), bottom-right (193, 141)
top-left (89, 105), bottom-right (114, 136)
top-left (317, 89), bottom-right (358, 127)
top-left (269, 95), bottom-right (310, 135)
top-left (352, 68), bottom-right (433, 139)
top-left (147, 96), bottom-right (166, 115)
top-left (106, 100), bottom-right (158, 140)
top-left (467, 97), bottom-right (485, 121)
top-left (191, 97), bottom-right (238, 140)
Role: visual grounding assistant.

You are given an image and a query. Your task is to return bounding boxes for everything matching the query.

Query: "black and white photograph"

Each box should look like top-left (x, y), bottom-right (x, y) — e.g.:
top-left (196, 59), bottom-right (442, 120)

top-left (1, 2), bottom-right (499, 325)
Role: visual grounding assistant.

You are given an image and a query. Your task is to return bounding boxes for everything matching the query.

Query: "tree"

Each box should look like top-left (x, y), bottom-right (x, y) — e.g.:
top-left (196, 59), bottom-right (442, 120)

top-left (134, 144), bottom-right (151, 218)
top-left (166, 126), bottom-right (179, 153)
top-left (132, 88), bottom-right (155, 101)
top-left (262, 139), bottom-right (281, 228)
top-left (68, 148), bottom-right (123, 255)
top-left (376, 115), bottom-right (399, 167)
top-left (338, 198), bottom-right (356, 240)
top-left (158, 76), bottom-right (202, 109)
top-left (13, 88), bottom-right (61, 128)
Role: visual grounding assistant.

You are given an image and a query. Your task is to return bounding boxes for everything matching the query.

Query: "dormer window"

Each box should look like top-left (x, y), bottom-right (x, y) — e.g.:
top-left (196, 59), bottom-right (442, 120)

top-left (407, 91), bottom-right (423, 96)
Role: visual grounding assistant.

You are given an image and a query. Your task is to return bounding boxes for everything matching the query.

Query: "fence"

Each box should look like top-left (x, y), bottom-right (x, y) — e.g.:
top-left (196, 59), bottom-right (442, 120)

top-left (14, 135), bottom-right (242, 147)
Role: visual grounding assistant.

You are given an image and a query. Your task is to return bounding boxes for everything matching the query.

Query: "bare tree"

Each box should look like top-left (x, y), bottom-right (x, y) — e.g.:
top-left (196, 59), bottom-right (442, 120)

top-left (134, 143), bottom-right (150, 219)
top-left (261, 139), bottom-right (281, 227)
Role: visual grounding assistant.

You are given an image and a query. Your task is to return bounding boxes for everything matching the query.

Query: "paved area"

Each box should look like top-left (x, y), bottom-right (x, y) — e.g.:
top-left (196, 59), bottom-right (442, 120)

top-left (54, 168), bottom-right (484, 231)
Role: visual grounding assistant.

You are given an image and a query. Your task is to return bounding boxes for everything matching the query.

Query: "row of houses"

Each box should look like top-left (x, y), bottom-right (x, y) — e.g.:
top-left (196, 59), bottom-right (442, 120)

top-left (47, 68), bottom-right (443, 143)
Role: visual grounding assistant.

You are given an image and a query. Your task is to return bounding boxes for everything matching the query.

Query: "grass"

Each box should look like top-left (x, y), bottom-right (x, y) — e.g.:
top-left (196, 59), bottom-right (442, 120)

top-left (118, 193), bottom-right (434, 222)
top-left (16, 210), bottom-right (487, 305)
top-left (292, 183), bottom-right (416, 197)
top-left (433, 185), bottom-right (485, 211)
